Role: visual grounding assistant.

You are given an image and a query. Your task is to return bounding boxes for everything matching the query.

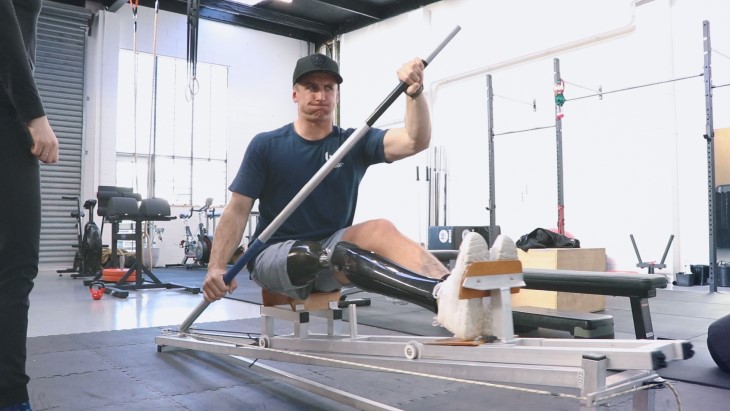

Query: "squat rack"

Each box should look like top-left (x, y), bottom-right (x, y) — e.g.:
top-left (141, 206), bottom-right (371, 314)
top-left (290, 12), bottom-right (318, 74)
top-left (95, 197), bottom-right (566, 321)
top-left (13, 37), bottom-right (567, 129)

top-left (484, 75), bottom-right (556, 239)
top-left (486, 21), bottom-right (724, 290)
top-left (699, 20), bottom-right (730, 293)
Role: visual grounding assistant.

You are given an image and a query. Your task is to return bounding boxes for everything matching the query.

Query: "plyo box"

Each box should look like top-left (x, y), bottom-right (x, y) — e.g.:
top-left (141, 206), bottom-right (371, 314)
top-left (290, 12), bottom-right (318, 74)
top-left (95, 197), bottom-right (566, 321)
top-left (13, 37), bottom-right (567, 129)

top-left (514, 247), bottom-right (607, 312)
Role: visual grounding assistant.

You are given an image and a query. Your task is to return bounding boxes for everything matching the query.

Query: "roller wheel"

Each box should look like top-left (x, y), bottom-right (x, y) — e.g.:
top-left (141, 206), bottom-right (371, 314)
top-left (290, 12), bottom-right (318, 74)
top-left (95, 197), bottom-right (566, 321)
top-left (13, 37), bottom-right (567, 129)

top-left (259, 336), bottom-right (271, 348)
top-left (404, 341), bottom-right (421, 360)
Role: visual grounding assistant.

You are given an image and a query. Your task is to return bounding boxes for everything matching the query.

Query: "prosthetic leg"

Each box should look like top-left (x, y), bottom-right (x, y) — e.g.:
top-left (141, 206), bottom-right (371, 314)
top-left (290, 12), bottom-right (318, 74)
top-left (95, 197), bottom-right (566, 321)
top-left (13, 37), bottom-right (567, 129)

top-left (286, 240), bottom-right (330, 286)
top-left (286, 240), bottom-right (440, 312)
top-left (330, 241), bottom-right (441, 313)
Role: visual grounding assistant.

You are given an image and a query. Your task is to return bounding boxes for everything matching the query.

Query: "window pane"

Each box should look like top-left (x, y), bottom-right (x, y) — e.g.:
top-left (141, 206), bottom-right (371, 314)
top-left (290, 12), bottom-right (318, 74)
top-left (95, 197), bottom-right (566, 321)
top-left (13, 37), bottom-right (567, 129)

top-left (154, 156), bottom-right (192, 204)
top-left (116, 153), bottom-right (149, 196)
top-left (154, 58), bottom-right (178, 157)
top-left (116, 50), bottom-right (229, 206)
top-left (192, 64), bottom-right (212, 159)
top-left (117, 51), bottom-right (154, 156)
top-left (209, 65), bottom-right (229, 159)
top-left (192, 159), bottom-right (228, 206)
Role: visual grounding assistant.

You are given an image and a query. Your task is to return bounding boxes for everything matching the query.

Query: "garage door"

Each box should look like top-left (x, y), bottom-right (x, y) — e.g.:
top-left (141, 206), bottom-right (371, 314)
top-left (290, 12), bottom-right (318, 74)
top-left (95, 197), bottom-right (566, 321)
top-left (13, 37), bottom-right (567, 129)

top-left (36, 2), bottom-right (92, 268)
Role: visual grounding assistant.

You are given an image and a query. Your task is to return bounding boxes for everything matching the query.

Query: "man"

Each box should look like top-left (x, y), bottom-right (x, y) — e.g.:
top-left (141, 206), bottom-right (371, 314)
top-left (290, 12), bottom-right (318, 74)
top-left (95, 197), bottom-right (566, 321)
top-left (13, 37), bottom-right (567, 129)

top-left (203, 53), bottom-right (516, 340)
top-left (1, 1), bottom-right (60, 410)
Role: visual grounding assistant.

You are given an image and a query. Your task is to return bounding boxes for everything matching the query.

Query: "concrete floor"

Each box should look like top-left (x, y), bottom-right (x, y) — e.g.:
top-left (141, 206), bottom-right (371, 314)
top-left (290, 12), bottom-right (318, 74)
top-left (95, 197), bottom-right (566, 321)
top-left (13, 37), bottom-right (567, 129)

top-left (28, 267), bottom-right (258, 337)
top-left (25, 266), bottom-right (730, 411)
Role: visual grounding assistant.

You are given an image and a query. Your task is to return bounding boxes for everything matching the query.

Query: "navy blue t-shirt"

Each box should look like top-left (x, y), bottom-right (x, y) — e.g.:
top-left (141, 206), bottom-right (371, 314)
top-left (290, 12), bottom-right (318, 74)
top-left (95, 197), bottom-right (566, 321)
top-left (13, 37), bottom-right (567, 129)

top-left (230, 123), bottom-right (388, 244)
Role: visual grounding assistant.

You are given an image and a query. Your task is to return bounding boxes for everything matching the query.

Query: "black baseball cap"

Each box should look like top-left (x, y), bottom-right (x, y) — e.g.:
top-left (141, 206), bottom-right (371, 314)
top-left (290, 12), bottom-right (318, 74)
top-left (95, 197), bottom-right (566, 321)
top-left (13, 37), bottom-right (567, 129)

top-left (292, 54), bottom-right (343, 85)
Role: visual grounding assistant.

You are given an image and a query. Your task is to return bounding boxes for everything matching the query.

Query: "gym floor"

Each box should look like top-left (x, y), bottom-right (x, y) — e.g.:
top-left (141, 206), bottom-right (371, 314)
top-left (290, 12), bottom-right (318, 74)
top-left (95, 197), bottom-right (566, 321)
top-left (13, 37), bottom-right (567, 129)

top-left (28, 268), bottom-right (258, 338)
top-left (28, 266), bottom-right (730, 410)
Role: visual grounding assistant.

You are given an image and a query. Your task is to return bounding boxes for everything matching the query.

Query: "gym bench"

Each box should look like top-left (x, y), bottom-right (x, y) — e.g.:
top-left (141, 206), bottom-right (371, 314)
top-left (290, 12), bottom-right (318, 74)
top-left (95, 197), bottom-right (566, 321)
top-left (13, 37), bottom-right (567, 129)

top-left (431, 250), bottom-right (666, 339)
top-left (521, 268), bottom-right (667, 339)
top-left (85, 189), bottom-right (200, 298)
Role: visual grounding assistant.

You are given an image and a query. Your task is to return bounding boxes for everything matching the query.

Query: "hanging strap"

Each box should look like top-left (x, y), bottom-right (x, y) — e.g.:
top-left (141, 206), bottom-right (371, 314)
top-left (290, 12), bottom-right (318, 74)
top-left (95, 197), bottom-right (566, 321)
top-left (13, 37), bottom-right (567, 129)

top-left (147, 0), bottom-right (160, 200)
top-left (130, 0), bottom-right (140, 193)
top-left (187, 0), bottom-right (200, 97)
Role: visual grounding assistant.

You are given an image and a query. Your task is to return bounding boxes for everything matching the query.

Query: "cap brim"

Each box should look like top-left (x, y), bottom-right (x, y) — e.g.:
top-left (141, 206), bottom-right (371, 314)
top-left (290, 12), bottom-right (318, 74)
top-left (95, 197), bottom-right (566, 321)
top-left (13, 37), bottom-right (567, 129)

top-left (295, 70), bottom-right (343, 85)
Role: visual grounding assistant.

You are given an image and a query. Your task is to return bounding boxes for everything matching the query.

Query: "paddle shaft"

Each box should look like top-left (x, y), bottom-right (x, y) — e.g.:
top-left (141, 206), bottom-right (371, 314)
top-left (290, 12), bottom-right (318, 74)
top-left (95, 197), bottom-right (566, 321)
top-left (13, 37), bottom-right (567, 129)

top-left (179, 26), bottom-right (461, 333)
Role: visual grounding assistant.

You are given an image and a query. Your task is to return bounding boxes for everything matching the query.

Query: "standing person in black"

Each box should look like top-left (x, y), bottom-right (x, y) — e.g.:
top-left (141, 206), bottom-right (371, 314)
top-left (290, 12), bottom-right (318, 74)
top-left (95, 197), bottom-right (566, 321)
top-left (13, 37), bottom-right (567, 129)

top-left (0, 1), bottom-right (60, 410)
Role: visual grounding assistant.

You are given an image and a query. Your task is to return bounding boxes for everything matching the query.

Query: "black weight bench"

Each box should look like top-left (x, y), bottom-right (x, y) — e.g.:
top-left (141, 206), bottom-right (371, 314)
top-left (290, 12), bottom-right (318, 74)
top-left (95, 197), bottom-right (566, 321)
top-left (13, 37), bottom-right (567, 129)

top-left (104, 197), bottom-right (200, 297)
top-left (521, 268), bottom-right (667, 340)
top-left (430, 250), bottom-right (666, 340)
top-left (85, 193), bottom-right (200, 298)
top-left (512, 306), bottom-right (614, 339)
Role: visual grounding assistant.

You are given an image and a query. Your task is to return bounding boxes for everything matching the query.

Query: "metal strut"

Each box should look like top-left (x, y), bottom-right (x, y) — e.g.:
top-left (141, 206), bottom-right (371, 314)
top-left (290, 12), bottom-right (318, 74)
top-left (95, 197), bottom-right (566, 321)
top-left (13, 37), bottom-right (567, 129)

top-left (486, 74), bottom-right (496, 233)
top-left (554, 58), bottom-right (565, 235)
top-left (703, 20), bottom-right (718, 293)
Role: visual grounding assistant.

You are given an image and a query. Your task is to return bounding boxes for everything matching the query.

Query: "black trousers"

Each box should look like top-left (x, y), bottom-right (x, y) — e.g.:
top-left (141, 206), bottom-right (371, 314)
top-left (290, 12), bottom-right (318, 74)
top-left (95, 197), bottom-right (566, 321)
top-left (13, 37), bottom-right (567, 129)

top-left (0, 107), bottom-right (40, 407)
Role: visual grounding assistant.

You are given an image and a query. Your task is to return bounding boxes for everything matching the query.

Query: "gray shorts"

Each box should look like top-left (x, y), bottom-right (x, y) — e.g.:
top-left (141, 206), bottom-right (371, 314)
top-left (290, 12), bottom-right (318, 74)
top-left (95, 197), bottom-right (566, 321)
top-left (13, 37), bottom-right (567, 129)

top-left (249, 228), bottom-right (347, 300)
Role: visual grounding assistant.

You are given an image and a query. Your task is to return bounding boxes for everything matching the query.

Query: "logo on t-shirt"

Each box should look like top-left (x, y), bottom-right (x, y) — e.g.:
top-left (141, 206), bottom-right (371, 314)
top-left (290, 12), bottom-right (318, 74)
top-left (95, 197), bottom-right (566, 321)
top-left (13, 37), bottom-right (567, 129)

top-left (324, 152), bottom-right (344, 168)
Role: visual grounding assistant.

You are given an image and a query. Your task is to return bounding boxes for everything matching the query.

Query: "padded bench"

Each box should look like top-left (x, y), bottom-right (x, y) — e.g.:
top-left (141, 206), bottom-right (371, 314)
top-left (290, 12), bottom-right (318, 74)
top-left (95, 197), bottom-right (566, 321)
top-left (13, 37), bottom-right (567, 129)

top-left (430, 250), bottom-right (667, 340)
top-left (521, 268), bottom-right (666, 339)
top-left (513, 306), bottom-right (614, 339)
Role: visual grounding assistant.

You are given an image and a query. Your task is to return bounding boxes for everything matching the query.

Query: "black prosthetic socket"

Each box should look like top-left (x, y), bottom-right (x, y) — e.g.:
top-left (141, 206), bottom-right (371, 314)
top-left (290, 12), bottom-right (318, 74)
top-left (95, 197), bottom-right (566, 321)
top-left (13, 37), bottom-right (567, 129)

top-left (331, 241), bottom-right (440, 313)
top-left (287, 240), bottom-right (330, 286)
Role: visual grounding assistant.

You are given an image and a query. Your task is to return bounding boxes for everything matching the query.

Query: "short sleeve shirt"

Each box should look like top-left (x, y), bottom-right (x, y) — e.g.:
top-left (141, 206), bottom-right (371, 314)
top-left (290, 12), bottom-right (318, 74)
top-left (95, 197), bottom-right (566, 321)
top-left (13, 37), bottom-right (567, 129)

top-left (229, 123), bottom-right (388, 244)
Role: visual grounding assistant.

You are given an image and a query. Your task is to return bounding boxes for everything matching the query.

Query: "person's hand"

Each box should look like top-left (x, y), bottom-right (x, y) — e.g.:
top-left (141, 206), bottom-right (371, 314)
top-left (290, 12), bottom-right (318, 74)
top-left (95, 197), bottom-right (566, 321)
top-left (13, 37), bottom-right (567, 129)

top-left (27, 116), bottom-right (59, 164)
top-left (397, 58), bottom-right (426, 98)
top-left (203, 266), bottom-right (238, 302)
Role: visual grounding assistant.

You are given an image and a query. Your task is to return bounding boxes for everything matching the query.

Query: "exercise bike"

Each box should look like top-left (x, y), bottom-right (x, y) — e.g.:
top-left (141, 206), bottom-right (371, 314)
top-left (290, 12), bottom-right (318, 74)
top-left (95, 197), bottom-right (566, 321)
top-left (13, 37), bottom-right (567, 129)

top-left (57, 196), bottom-right (103, 278)
top-left (179, 198), bottom-right (215, 269)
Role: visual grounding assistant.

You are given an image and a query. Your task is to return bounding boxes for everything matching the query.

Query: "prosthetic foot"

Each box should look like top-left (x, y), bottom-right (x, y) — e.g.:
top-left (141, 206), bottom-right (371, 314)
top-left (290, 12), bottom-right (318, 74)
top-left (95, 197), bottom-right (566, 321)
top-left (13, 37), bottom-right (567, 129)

top-left (330, 242), bottom-right (440, 312)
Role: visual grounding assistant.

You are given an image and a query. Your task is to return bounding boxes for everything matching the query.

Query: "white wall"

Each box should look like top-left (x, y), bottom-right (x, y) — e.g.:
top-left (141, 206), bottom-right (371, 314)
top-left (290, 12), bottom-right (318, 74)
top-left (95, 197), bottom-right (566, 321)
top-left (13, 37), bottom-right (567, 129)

top-left (81, 0), bottom-right (730, 274)
top-left (340, 0), bottom-right (730, 275)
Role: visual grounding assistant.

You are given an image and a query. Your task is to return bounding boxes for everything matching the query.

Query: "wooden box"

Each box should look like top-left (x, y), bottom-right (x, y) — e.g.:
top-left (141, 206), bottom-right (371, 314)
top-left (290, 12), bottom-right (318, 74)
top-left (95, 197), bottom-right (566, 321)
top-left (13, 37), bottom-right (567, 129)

top-left (513, 248), bottom-right (607, 312)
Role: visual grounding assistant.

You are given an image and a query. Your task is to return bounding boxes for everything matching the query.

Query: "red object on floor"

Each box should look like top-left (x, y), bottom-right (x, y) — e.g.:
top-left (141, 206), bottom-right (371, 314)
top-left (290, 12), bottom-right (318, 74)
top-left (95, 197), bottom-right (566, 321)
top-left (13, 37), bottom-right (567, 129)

top-left (101, 268), bottom-right (136, 282)
top-left (89, 281), bottom-right (106, 300)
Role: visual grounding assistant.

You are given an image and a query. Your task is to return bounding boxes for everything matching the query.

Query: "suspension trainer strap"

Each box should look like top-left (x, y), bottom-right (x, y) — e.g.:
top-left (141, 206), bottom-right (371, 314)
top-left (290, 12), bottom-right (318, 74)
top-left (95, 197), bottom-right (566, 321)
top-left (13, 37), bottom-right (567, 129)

top-left (187, 0), bottom-right (200, 96)
top-left (147, 0), bottom-right (160, 200)
top-left (130, 0), bottom-right (140, 193)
